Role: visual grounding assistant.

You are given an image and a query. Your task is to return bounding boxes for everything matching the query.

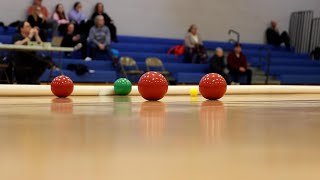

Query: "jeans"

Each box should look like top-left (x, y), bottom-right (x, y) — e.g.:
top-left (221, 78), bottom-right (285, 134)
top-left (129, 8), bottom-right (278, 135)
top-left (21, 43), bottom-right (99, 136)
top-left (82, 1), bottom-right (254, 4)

top-left (229, 69), bottom-right (252, 85)
top-left (87, 42), bottom-right (114, 60)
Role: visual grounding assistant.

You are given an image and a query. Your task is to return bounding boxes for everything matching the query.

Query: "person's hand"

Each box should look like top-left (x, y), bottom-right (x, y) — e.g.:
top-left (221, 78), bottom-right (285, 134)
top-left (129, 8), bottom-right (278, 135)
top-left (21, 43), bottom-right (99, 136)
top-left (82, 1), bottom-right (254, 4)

top-left (33, 28), bottom-right (39, 36)
top-left (28, 29), bottom-right (35, 38)
top-left (98, 43), bottom-right (105, 50)
top-left (72, 35), bottom-right (81, 41)
top-left (239, 67), bottom-right (246, 72)
top-left (38, 13), bottom-right (44, 19)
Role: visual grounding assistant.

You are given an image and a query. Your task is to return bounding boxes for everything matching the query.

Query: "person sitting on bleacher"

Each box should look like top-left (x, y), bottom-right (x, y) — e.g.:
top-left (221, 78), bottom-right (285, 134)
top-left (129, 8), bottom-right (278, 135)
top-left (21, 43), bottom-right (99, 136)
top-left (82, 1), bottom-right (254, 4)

top-left (27, 6), bottom-right (49, 41)
top-left (52, 3), bottom-right (69, 35)
top-left (10, 21), bottom-right (53, 84)
top-left (184, 24), bottom-right (207, 64)
top-left (209, 48), bottom-right (230, 85)
top-left (87, 15), bottom-right (117, 65)
top-left (69, 2), bottom-right (92, 36)
top-left (27, 0), bottom-right (58, 37)
top-left (91, 2), bottom-right (118, 43)
top-left (227, 43), bottom-right (252, 85)
top-left (61, 23), bottom-right (86, 59)
top-left (266, 21), bottom-right (291, 51)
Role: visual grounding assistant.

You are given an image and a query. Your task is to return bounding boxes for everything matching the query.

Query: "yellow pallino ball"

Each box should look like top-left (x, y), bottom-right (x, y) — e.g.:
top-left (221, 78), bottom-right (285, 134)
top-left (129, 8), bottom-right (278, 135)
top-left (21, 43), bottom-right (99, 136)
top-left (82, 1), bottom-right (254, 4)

top-left (189, 88), bottom-right (199, 97)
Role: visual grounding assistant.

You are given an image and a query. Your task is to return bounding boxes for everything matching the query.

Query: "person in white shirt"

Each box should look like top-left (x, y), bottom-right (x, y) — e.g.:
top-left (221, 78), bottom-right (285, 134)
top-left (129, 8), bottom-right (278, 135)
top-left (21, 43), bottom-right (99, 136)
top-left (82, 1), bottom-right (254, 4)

top-left (184, 24), bottom-right (207, 63)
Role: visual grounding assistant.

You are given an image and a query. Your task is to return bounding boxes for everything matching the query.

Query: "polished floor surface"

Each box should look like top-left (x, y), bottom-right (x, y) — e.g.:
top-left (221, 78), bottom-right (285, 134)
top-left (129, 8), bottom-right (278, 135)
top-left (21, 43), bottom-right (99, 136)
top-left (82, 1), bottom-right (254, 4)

top-left (0, 94), bottom-right (320, 180)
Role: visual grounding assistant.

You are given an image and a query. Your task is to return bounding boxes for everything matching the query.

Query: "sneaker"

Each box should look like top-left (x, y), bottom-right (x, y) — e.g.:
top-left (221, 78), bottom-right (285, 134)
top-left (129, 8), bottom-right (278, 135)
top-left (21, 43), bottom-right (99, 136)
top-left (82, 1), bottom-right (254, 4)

top-left (85, 57), bottom-right (92, 61)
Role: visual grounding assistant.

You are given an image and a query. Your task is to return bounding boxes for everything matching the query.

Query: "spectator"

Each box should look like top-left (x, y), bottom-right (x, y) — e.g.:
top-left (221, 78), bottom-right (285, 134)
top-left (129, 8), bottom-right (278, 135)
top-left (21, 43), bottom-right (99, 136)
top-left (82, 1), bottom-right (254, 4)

top-left (227, 43), bottom-right (252, 85)
top-left (209, 48), bottom-right (230, 84)
top-left (61, 23), bottom-right (87, 58)
top-left (184, 24), bottom-right (207, 64)
top-left (68, 2), bottom-right (92, 35)
top-left (27, 6), bottom-right (48, 41)
top-left (10, 21), bottom-right (53, 84)
top-left (87, 15), bottom-right (117, 65)
top-left (68, 2), bottom-right (86, 25)
top-left (52, 3), bottom-right (69, 34)
top-left (27, 0), bottom-right (58, 37)
top-left (91, 2), bottom-right (118, 42)
top-left (266, 21), bottom-right (291, 50)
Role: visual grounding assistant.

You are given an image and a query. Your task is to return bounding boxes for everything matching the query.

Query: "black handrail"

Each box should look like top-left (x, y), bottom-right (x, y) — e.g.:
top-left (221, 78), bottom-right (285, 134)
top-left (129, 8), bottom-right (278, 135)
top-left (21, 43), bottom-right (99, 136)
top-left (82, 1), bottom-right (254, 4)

top-left (258, 46), bottom-right (272, 84)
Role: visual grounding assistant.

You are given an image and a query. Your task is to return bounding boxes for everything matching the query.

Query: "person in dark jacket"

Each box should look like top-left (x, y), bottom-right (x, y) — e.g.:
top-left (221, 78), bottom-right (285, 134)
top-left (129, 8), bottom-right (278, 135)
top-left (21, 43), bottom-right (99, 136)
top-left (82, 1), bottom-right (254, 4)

top-left (227, 43), bottom-right (252, 85)
top-left (27, 6), bottom-right (49, 41)
top-left (10, 21), bottom-right (53, 84)
top-left (266, 21), bottom-right (291, 50)
top-left (91, 2), bottom-right (118, 42)
top-left (209, 47), bottom-right (230, 84)
top-left (61, 23), bottom-right (86, 58)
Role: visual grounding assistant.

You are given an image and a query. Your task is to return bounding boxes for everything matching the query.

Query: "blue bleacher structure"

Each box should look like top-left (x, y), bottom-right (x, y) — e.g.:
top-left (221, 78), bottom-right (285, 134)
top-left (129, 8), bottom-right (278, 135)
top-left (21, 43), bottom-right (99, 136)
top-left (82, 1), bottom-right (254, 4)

top-left (0, 28), bottom-right (318, 85)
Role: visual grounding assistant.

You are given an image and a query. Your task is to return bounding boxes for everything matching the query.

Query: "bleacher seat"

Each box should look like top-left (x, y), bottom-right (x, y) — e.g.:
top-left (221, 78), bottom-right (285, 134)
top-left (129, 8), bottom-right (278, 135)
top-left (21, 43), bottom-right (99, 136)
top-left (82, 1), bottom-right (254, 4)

top-left (40, 69), bottom-right (117, 83)
top-left (264, 66), bottom-right (320, 76)
top-left (112, 43), bottom-right (170, 53)
top-left (279, 75), bottom-right (320, 85)
top-left (176, 73), bottom-right (205, 84)
top-left (118, 35), bottom-right (182, 45)
top-left (53, 59), bottom-right (115, 71)
top-left (5, 27), bottom-right (17, 35)
top-left (249, 57), bottom-right (320, 67)
top-left (0, 35), bottom-right (12, 44)
top-left (120, 52), bottom-right (183, 63)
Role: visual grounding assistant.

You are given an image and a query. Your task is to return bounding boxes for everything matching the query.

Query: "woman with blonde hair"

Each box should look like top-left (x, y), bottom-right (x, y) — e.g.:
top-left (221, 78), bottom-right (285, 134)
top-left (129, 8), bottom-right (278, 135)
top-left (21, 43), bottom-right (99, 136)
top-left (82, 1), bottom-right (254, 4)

top-left (27, 6), bottom-right (48, 40)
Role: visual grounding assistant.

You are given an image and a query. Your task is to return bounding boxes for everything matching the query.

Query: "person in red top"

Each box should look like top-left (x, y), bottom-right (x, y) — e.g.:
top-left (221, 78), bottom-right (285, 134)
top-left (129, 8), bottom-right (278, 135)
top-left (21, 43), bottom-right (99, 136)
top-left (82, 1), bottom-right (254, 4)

top-left (227, 43), bottom-right (252, 85)
top-left (27, 0), bottom-right (58, 37)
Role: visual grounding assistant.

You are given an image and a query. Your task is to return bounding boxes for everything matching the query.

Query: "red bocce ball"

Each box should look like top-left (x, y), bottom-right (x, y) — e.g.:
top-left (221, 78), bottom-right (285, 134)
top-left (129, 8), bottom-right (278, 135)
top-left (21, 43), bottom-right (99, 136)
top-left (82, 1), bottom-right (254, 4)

top-left (51, 75), bottom-right (74, 98)
top-left (199, 73), bottom-right (227, 100)
top-left (138, 72), bottom-right (168, 101)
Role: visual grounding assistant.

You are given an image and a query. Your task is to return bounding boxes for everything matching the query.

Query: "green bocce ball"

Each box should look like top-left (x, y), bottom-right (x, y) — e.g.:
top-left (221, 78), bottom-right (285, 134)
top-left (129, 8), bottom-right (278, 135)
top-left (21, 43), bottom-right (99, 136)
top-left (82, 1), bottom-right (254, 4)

top-left (114, 78), bottom-right (132, 96)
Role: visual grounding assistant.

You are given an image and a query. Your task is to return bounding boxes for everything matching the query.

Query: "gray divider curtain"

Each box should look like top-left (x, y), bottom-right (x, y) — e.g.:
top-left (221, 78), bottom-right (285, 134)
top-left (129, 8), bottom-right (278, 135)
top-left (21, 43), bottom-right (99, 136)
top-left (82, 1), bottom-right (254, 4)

top-left (309, 18), bottom-right (320, 52)
top-left (289, 11), bottom-right (313, 53)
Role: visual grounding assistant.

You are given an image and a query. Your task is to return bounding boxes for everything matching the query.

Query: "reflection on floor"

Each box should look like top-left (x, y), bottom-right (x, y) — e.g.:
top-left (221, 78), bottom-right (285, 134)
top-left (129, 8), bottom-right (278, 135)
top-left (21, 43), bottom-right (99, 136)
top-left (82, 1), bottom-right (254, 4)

top-left (0, 95), bottom-right (320, 179)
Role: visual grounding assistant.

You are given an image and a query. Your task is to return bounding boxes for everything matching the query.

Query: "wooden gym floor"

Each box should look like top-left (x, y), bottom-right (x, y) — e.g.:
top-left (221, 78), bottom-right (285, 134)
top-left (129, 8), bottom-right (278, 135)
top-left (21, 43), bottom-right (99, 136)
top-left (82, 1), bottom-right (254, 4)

top-left (0, 93), bottom-right (320, 179)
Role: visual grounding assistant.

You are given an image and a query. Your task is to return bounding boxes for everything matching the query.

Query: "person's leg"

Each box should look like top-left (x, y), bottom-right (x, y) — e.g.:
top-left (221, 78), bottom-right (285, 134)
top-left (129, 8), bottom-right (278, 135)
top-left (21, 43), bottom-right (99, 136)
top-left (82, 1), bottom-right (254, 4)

top-left (219, 71), bottom-right (231, 85)
top-left (184, 47), bottom-right (192, 63)
top-left (241, 69), bottom-right (252, 85)
top-left (108, 24), bottom-right (118, 42)
top-left (80, 39), bottom-right (88, 59)
top-left (229, 70), bottom-right (240, 83)
top-left (281, 31), bottom-right (291, 50)
top-left (105, 46), bottom-right (118, 66)
top-left (192, 53), bottom-right (199, 64)
top-left (88, 42), bottom-right (98, 60)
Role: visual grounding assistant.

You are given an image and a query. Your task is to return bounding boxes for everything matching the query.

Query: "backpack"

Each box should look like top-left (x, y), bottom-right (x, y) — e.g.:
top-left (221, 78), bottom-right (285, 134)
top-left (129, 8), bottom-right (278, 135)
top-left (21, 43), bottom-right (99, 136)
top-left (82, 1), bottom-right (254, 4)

top-left (66, 64), bottom-right (89, 75)
top-left (167, 45), bottom-right (185, 56)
